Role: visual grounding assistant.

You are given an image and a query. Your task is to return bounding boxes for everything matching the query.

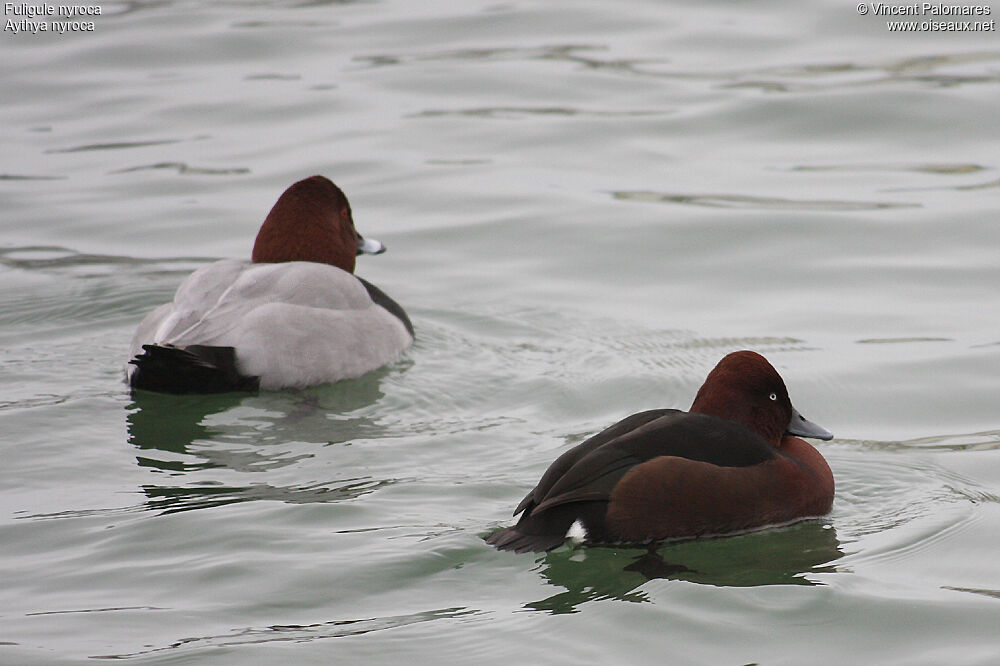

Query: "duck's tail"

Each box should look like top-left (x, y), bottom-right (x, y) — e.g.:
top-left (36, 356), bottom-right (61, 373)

top-left (485, 501), bottom-right (608, 553)
top-left (484, 525), bottom-right (569, 553)
top-left (128, 344), bottom-right (260, 394)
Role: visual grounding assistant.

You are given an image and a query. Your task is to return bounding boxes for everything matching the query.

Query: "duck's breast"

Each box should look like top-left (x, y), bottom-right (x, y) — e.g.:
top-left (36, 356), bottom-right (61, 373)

top-left (605, 441), bottom-right (832, 542)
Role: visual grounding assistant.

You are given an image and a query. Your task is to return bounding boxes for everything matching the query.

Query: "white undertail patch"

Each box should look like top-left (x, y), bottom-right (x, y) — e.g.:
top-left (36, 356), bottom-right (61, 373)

top-left (566, 519), bottom-right (588, 544)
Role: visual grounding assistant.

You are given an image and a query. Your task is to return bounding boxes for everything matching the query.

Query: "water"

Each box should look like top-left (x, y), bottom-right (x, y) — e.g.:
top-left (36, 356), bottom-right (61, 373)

top-left (3, 0), bottom-right (1000, 663)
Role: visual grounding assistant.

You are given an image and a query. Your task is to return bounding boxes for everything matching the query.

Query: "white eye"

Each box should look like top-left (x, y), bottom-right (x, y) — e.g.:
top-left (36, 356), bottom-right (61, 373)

top-left (769, 392), bottom-right (777, 401)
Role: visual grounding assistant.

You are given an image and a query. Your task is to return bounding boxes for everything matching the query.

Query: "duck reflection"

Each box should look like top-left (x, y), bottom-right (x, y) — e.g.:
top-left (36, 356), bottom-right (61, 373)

top-left (125, 370), bottom-right (397, 514)
top-left (127, 391), bottom-right (247, 461)
top-left (526, 521), bottom-right (844, 614)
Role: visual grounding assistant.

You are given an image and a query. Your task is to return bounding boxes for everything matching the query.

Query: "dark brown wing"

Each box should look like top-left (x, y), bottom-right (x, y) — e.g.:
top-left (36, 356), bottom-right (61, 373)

top-left (513, 409), bottom-right (676, 516)
top-left (521, 410), bottom-right (776, 516)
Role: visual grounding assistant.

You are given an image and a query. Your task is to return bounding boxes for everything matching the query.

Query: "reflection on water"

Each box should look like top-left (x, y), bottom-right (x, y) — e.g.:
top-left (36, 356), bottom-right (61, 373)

top-left (139, 477), bottom-right (398, 515)
top-left (125, 372), bottom-right (395, 514)
top-left (944, 586), bottom-right (1000, 601)
top-left (126, 391), bottom-right (248, 457)
top-left (126, 369), bottom-right (390, 452)
top-left (527, 522), bottom-right (844, 614)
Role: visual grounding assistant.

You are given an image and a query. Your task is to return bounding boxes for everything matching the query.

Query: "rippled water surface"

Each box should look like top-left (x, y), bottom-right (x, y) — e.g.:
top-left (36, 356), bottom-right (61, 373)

top-left (3, 1), bottom-right (1000, 663)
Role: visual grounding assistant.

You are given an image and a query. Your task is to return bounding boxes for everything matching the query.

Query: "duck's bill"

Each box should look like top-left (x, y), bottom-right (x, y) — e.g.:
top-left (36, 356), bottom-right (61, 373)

top-left (357, 235), bottom-right (386, 255)
top-left (786, 407), bottom-right (834, 441)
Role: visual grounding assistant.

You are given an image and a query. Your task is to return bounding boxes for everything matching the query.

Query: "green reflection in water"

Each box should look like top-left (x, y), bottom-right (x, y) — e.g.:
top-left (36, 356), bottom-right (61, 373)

top-left (528, 521), bottom-right (844, 614)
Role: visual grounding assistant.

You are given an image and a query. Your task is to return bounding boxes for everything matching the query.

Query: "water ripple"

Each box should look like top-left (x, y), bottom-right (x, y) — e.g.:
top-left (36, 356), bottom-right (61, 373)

top-left (46, 139), bottom-right (181, 153)
top-left (355, 43), bottom-right (609, 68)
top-left (831, 438), bottom-right (995, 563)
top-left (89, 607), bottom-right (480, 660)
top-left (111, 162), bottom-right (251, 175)
top-left (354, 43), bottom-right (1000, 92)
top-left (707, 49), bottom-right (1000, 92)
top-left (0, 247), bottom-right (215, 331)
top-left (855, 430), bottom-right (1000, 453)
top-left (0, 245), bottom-right (213, 272)
top-left (613, 190), bottom-right (918, 211)
top-left (0, 173), bottom-right (67, 181)
top-left (789, 162), bottom-right (987, 175)
top-left (411, 106), bottom-right (666, 119)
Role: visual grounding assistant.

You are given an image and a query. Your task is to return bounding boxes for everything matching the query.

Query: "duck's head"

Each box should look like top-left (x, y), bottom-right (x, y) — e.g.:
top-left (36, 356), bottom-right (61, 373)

top-left (251, 175), bottom-right (385, 273)
top-left (689, 350), bottom-right (833, 445)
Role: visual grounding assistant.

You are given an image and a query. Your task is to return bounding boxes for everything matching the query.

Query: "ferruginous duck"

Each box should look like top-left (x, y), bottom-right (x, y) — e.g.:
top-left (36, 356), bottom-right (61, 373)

top-left (486, 351), bottom-right (834, 552)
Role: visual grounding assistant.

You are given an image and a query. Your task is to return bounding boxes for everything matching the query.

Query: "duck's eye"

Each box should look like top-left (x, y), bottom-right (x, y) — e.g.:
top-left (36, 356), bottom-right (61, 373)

top-left (769, 392), bottom-right (777, 401)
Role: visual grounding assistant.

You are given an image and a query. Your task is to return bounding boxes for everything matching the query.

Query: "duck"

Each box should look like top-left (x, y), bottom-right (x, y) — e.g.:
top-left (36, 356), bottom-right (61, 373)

top-left (126, 175), bottom-right (413, 394)
top-left (486, 351), bottom-right (834, 553)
